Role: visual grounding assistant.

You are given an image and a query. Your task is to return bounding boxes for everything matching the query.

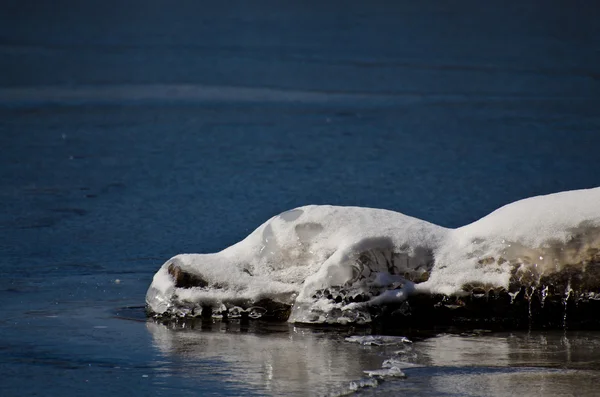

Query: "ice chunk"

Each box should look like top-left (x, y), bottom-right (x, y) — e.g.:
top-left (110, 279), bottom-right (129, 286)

top-left (348, 378), bottom-right (379, 392)
top-left (147, 204), bottom-right (447, 322)
top-left (345, 335), bottom-right (412, 346)
top-left (146, 187), bottom-right (600, 326)
top-left (364, 366), bottom-right (406, 378)
top-left (382, 358), bottom-right (421, 369)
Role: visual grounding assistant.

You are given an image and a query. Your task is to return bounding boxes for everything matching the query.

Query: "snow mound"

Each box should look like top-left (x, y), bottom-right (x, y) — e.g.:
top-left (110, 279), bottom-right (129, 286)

top-left (421, 187), bottom-right (600, 297)
top-left (147, 205), bottom-right (447, 322)
top-left (146, 187), bottom-right (600, 325)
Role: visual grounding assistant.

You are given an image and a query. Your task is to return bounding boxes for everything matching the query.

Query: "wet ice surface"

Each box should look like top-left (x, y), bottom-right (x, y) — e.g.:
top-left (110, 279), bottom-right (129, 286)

top-left (345, 335), bottom-right (413, 346)
top-left (353, 331), bottom-right (600, 397)
top-left (144, 321), bottom-right (600, 397)
top-left (2, 0), bottom-right (600, 396)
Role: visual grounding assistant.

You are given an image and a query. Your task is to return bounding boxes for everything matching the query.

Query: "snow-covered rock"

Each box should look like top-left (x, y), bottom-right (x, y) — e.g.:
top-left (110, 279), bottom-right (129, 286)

top-left (146, 187), bottom-right (600, 325)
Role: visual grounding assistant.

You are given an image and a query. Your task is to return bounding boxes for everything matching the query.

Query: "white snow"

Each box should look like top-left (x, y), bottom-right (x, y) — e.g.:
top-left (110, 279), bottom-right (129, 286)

top-left (146, 187), bottom-right (600, 324)
top-left (147, 205), bottom-right (447, 320)
top-left (419, 187), bottom-right (600, 296)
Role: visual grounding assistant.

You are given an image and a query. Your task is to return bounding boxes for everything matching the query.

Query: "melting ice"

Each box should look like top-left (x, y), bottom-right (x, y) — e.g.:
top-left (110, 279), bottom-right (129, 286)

top-left (146, 187), bottom-right (600, 326)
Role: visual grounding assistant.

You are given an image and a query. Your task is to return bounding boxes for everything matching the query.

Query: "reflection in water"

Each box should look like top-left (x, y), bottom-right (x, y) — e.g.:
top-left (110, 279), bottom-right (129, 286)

top-left (426, 369), bottom-right (600, 397)
top-left (147, 320), bottom-right (385, 396)
top-left (419, 331), bottom-right (600, 369)
top-left (376, 332), bottom-right (600, 397)
top-left (148, 321), bottom-right (600, 397)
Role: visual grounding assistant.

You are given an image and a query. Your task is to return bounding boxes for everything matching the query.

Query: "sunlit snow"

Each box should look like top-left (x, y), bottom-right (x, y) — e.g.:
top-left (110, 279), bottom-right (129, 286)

top-left (147, 187), bottom-right (600, 324)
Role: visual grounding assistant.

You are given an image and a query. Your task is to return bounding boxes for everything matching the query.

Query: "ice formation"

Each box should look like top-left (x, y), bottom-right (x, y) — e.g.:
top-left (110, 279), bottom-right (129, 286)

top-left (363, 366), bottom-right (406, 378)
top-left (345, 335), bottom-right (412, 346)
top-left (146, 187), bottom-right (600, 326)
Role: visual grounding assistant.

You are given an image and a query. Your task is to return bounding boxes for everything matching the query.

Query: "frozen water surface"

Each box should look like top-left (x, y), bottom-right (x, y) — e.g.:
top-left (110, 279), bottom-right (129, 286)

top-left (2, 0), bottom-right (600, 396)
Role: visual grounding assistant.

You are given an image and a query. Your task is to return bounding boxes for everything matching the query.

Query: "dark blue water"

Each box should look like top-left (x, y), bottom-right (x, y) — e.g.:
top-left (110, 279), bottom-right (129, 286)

top-left (1, 1), bottom-right (599, 396)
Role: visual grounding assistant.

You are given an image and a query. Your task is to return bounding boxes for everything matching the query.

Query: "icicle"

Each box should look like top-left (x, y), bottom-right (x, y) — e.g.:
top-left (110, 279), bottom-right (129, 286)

top-left (540, 285), bottom-right (549, 308)
top-left (527, 285), bottom-right (536, 321)
top-left (508, 289), bottom-right (521, 304)
top-left (562, 279), bottom-right (573, 328)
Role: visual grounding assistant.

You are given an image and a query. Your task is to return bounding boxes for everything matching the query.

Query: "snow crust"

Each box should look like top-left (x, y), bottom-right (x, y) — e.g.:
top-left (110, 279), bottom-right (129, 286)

top-left (146, 187), bottom-right (600, 324)
top-left (421, 187), bottom-right (600, 296)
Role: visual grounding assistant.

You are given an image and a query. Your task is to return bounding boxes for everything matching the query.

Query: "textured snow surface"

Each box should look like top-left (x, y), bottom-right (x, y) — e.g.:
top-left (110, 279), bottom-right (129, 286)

top-left (422, 187), bottom-right (600, 296)
top-left (146, 187), bottom-right (600, 324)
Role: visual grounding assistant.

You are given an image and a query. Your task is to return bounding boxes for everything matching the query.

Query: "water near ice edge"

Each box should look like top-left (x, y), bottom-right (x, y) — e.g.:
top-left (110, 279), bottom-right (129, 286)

top-left (345, 335), bottom-right (412, 346)
top-left (146, 187), bottom-right (600, 325)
